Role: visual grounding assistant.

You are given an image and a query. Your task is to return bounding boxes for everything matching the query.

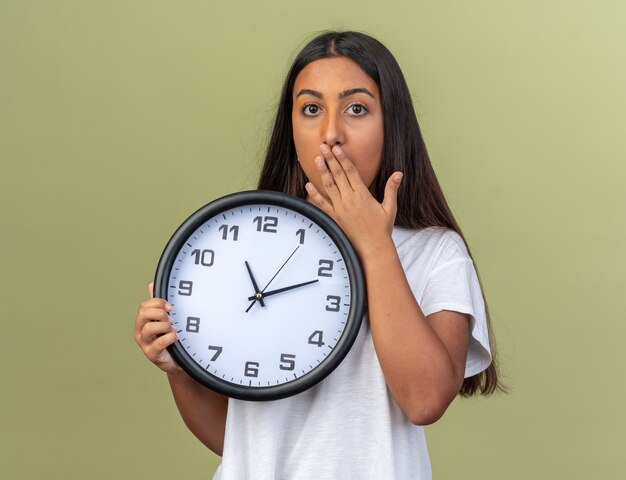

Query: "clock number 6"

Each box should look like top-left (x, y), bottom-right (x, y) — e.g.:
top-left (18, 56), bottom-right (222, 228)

top-left (244, 361), bottom-right (260, 378)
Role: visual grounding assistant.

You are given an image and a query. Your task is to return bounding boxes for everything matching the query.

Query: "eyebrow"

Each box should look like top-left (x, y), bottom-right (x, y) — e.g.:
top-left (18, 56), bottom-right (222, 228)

top-left (296, 87), bottom-right (375, 99)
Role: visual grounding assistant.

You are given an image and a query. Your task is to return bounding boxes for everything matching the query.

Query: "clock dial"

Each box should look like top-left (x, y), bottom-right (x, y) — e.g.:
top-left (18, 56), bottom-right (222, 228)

top-left (154, 191), bottom-right (365, 401)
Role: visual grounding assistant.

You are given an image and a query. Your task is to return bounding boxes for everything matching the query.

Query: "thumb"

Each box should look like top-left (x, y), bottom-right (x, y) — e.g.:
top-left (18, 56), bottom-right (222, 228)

top-left (382, 171), bottom-right (403, 215)
top-left (148, 282), bottom-right (154, 299)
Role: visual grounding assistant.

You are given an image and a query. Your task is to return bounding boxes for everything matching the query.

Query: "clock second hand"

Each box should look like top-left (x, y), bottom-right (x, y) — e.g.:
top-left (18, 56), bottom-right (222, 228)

top-left (245, 245), bottom-right (300, 313)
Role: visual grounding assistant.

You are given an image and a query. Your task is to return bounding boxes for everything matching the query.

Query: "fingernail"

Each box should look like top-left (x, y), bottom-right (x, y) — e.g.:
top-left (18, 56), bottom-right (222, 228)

top-left (394, 172), bottom-right (403, 183)
top-left (165, 303), bottom-right (173, 311)
top-left (305, 182), bottom-right (314, 191)
top-left (315, 156), bottom-right (325, 167)
top-left (320, 144), bottom-right (330, 154)
top-left (332, 146), bottom-right (342, 155)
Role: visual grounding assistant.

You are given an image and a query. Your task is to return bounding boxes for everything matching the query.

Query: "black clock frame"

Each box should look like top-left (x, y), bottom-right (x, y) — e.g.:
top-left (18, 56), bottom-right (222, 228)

top-left (154, 190), bottom-right (366, 401)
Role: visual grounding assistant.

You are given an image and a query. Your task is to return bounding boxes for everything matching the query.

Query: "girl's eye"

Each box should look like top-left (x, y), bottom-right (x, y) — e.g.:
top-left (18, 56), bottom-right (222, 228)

top-left (303, 104), bottom-right (321, 116)
top-left (347, 103), bottom-right (367, 116)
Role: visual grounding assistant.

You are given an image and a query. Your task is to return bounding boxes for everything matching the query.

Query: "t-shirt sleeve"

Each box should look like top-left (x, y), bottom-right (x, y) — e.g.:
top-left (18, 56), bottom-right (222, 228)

top-left (419, 232), bottom-right (492, 378)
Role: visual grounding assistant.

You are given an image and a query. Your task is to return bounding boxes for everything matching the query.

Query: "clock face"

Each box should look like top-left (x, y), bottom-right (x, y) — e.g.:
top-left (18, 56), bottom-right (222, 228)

top-left (154, 191), bottom-right (365, 401)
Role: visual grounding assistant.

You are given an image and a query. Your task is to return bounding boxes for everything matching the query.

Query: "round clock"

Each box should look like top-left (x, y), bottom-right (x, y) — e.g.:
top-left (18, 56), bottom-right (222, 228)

top-left (153, 190), bottom-right (365, 401)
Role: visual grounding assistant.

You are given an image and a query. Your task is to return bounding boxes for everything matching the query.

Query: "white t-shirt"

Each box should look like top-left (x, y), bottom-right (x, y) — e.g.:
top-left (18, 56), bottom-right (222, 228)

top-left (213, 227), bottom-right (492, 480)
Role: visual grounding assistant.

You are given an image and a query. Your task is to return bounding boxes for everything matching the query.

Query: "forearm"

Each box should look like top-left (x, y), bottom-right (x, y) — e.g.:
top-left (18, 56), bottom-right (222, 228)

top-left (167, 371), bottom-right (228, 456)
top-left (360, 236), bottom-right (463, 425)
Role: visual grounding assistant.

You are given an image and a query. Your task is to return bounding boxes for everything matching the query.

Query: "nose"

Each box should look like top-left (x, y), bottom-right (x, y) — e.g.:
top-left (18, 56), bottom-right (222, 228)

top-left (321, 110), bottom-right (345, 147)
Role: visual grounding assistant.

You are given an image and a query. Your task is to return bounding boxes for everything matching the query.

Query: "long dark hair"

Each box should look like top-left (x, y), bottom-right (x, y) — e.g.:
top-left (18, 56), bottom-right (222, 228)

top-left (258, 31), bottom-right (505, 397)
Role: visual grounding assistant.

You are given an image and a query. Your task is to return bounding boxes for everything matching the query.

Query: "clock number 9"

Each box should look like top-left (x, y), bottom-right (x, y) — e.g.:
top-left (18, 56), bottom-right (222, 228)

top-left (178, 280), bottom-right (193, 296)
top-left (244, 361), bottom-right (260, 378)
top-left (253, 215), bottom-right (278, 233)
top-left (317, 259), bottom-right (334, 277)
top-left (191, 249), bottom-right (215, 267)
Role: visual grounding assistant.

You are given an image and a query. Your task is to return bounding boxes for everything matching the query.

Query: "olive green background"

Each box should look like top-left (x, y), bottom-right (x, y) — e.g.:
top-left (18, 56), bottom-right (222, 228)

top-left (2, 1), bottom-right (624, 478)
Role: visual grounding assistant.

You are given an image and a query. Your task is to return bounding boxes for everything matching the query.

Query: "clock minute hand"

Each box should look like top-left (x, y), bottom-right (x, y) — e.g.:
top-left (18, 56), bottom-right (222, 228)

top-left (244, 261), bottom-right (265, 307)
top-left (247, 279), bottom-right (319, 301)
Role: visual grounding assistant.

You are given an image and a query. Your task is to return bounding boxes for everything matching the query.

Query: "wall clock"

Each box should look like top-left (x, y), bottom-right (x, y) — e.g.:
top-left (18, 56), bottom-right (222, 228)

top-left (154, 190), bottom-right (365, 401)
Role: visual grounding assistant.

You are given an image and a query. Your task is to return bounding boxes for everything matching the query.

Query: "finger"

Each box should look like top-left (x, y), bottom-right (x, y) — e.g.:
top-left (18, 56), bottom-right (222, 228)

top-left (148, 282), bottom-right (154, 299)
top-left (135, 303), bottom-right (172, 333)
top-left (152, 331), bottom-right (179, 354)
top-left (314, 155), bottom-right (342, 204)
top-left (320, 144), bottom-right (353, 193)
top-left (382, 172), bottom-right (403, 217)
top-left (144, 330), bottom-right (178, 363)
top-left (305, 182), bottom-right (335, 217)
top-left (140, 318), bottom-right (175, 344)
top-left (141, 297), bottom-right (171, 310)
top-left (330, 146), bottom-right (365, 191)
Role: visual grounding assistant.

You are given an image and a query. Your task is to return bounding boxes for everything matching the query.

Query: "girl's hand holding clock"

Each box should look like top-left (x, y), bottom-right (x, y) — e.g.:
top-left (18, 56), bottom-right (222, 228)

top-left (305, 144), bottom-right (403, 257)
top-left (134, 282), bottom-right (183, 376)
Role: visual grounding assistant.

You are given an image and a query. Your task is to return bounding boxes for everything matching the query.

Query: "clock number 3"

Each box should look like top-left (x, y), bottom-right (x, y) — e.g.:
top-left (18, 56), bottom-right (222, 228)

top-left (325, 295), bottom-right (341, 312)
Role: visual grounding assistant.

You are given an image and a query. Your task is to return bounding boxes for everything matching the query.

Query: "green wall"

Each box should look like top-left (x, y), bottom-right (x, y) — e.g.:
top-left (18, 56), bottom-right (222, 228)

top-left (2, 1), bottom-right (625, 478)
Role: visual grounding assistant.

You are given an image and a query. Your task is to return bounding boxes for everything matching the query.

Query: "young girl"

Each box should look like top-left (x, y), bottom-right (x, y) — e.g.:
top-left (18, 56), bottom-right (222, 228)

top-left (134, 31), bottom-right (503, 479)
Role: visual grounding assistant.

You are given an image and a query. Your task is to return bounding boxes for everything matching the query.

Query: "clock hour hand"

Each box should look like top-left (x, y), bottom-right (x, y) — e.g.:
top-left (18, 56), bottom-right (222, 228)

top-left (244, 261), bottom-right (265, 307)
top-left (247, 279), bottom-right (319, 301)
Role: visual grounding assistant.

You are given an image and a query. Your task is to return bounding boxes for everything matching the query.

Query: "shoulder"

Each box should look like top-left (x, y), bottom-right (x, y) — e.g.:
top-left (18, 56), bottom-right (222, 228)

top-left (392, 226), bottom-right (471, 269)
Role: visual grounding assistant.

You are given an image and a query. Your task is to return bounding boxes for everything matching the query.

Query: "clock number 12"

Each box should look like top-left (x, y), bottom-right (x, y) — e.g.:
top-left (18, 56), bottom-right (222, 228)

top-left (253, 216), bottom-right (278, 233)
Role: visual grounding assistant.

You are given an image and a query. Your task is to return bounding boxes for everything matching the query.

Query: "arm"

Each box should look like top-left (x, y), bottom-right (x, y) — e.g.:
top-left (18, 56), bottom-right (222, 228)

top-left (358, 235), bottom-right (469, 425)
top-left (306, 145), bottom-right (469, 425)
top-left (167, 371), bottom-right (228, 456)
top-left (134, 282), bottom-right (228, 455)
